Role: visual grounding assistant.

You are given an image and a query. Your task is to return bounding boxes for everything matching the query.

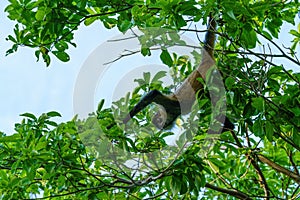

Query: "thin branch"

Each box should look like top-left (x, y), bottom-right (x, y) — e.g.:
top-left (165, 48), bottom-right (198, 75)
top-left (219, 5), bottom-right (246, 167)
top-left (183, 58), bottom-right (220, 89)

top-left (245, 47), bottom-right (300, 85)
top-left (216, 30), bottom-right (300, 88)
top-left (103, 47), bottom-right (160, 65)
top-left (107, 35), bottom-right (138, 42)
top-left (244, 131), bottom-right (270, 198)
top-left (133, 141), bottom-right (189, 186)
top-left (34, 6), bottom-right (134, 48)
top-left (288, 151), bottom-right (300, 175)
top-left (32, 186), bottom-right (106, 200)
top-left (144, 191), bottom-right (168, 200)
top-left (258, 154), bottom-right (300, 184)
top-left (206, 159), bottom-right (231, 187)
top-left (229, 129), bottom-right (243, 148)
top-left (181, 28), bottom-right (300, 67)
top-left (248, 154), bottom-right (271, 199)
top-left (245, 123), bottom-right (251, 147)
top-left (257, 30), bottom-right (300, 67)
top-left (205, 183), bottom-right (252, 200)
top-left (224, 128), bottom-right (268, 199)
top-left (291, 184), bottom-right (300, 200)
top-left (0, 165), bottom-right (11, 170)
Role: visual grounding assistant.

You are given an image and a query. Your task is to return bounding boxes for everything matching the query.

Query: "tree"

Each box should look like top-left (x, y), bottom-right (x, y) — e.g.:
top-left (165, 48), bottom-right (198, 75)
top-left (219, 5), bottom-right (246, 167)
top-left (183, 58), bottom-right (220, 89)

top-left (1, 0), bottom-right (300, 199)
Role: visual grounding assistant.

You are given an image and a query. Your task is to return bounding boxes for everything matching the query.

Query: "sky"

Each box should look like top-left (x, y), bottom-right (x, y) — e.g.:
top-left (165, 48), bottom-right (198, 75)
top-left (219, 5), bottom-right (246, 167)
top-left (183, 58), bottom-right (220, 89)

top-left (0, 2), bottom-right (120, 134)
top-left (0, 1), bottom-right (171, 134)
top-left (0, 2), bottom-right (299, 134)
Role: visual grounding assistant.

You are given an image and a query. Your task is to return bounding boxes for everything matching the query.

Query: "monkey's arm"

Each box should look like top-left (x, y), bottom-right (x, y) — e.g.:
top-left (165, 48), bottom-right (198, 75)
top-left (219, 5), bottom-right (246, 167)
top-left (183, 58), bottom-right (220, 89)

top-left (123, 88), bottom-right (234, 131)
top-left (123, 90), bottom-right (180, 128)
top-left (123, 90), bottom-right (161, 124)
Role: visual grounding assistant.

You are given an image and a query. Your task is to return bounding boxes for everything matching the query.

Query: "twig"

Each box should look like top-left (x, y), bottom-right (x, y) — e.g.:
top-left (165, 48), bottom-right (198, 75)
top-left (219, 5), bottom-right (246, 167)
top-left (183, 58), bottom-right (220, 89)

top-left (288, 151), bottom-right (300, 175)
top-left (205, 183), bottom-right (252, 199)
top-left (248, 154), bottom-right (271, 199)
top-left (290, 184), bottom-right (300, 199)
top-left (245, 131), bottom-right (271, 199)
top-left (103, 47), bottom-right (161, 65)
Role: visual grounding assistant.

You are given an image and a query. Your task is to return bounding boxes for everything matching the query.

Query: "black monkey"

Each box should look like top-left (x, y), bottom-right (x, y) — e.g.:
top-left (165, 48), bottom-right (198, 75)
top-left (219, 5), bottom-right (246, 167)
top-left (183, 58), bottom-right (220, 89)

top-left (122, 15), bottom-right (234, 132)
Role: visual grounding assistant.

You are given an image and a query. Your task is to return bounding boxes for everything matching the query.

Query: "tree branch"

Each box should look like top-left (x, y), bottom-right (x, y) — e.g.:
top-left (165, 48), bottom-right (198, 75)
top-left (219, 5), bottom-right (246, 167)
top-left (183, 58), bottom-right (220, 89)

top-left (245, 130), bottom-right (271, 199)
top-left (248, 154), bottom-right (271, 199)
top-left (205, 183), bottom-right (252, 199)
top-left (288, 151), bottom-right (300, 176)
top-left (256, 30), bottom-right (300, 68)
top-left (258, 154), bottom-right (300, 184)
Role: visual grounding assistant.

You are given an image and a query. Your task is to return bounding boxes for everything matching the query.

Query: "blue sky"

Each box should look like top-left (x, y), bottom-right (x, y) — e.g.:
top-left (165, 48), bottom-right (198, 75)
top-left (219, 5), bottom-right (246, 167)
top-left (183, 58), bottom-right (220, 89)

top-left (0, 2), bottom-right (299, 134)
top-left (0, 2), bottom-right (165, 134)
top-left (0, 2), bottom-right (119, 134)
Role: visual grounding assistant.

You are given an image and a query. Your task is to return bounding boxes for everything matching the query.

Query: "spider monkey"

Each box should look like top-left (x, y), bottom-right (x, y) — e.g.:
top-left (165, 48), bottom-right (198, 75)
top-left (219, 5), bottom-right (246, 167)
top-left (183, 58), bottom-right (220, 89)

top-left (122, 14), bottom-right (234, 132)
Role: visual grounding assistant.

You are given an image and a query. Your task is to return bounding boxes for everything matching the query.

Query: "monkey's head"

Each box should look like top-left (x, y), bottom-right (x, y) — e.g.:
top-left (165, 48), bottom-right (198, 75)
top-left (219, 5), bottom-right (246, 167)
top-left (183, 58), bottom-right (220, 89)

top-left (152, 107), bottom-right (167, 129)
top-left (151, 105), bottom-right (181, 129)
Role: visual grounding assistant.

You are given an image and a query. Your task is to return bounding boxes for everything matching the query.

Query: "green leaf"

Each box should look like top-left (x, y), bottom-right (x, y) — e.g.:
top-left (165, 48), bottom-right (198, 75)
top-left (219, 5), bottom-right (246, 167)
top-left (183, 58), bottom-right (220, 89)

top-left (292, 127), bottom-right (300, 144)
top-left (42, 53), bottom-right (51, 66)
top-left (0, 134), bottom-right (21, 142)
top-left (103, 17), bottom-right (118, 29)
top-left (253, 119), bottom-right (264, 137)
top-left (6, 35), bottom-right (17, 43)
top-left (174, 14), bottom-right (187, 28)
top-left (45, 120), bottom-right (58, 127)
top-left (290, 107), bottom-right (300, 117)
top-left (159, 131), bottom-right (174, 138)
top-left (151, 71), bottom-right (166, 83)
top-left (47, 111), bottom-right (62, 117)
top-left (134, 78), bottom-right (146, 86)
top-left (6, 44), bottom-right (18, 56)
top-left (141, 47), bottom-right (151, 56)
top-left (52, 51), bottom-right (70, 62)
top-left (143, 72), bottom-right (151, 84)
top-left (84, 17), bottom-right (98, 26)
top-left (25, 1), bottom-right (37, 10)
top-left (252, 97), bottom-right (264, 112)
top-left (290, 29), bottom-right (300, 37)
top-left (35, 50), bottom-right (41, 61)
top-left (35, 9), bottom-right (45, 21)
top-left (225, 77), bottom-right (235, 90)
top-left (266, 18), bottom-right (282, 38)
top-left (241, 29), bottom-right (257, 49)
top-left (243, 102), bottom-right (256, 117)
top-left (54, 41), bottom-right (68, 51)
top-left (168, 31), bottom-right (180, 42)
top-left (118, 20), bottom-right (132, 33)
top-left (171, 176), bottom-right (181, 195)
top-left (267, 65), bottom-right (282, 75)
top-left (261, 30), bottom-right (272, 40)
top-left (179, 176), bottom-right (188, 194)
top-left (27, 166), bottom-right (36, 181)
top-left (96, 140), bottom-right (110, 155)
top-left (20, 113), bottom-right (37, 120)
top-left (160, 49), bottom-right (173, 67)
top-left (265, 121), bottom-right (274, 141)
top-left (97, 99), bottom-right (105, 112)
top-left (227, 10), bottom-right (236, 20)
top-left (195, 175), bottom-right (205, 188)
top-left (11, 160), bottom-right (21, 174)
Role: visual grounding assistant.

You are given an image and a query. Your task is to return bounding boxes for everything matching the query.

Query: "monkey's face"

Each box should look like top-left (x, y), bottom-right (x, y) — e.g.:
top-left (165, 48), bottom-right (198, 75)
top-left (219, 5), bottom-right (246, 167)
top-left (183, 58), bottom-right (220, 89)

top-left (151, 107), bottom-right (167, 129)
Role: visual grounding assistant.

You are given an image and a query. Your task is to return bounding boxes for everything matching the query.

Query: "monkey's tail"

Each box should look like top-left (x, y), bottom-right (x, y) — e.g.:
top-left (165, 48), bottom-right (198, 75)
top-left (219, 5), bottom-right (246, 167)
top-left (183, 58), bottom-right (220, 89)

top-left (203, 14), bottom-right (217, 57)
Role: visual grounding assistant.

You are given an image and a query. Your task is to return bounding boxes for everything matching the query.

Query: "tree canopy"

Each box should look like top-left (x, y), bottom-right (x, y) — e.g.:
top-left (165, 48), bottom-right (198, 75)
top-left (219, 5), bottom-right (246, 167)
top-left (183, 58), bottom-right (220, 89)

top-left (1, 0), bottom-right (300, 199)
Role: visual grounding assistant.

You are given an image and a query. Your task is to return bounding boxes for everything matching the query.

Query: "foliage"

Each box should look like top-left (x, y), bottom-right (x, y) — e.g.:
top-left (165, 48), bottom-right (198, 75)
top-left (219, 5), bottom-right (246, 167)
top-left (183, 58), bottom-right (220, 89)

top-left (2, 0), bottom-right (300, 199)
